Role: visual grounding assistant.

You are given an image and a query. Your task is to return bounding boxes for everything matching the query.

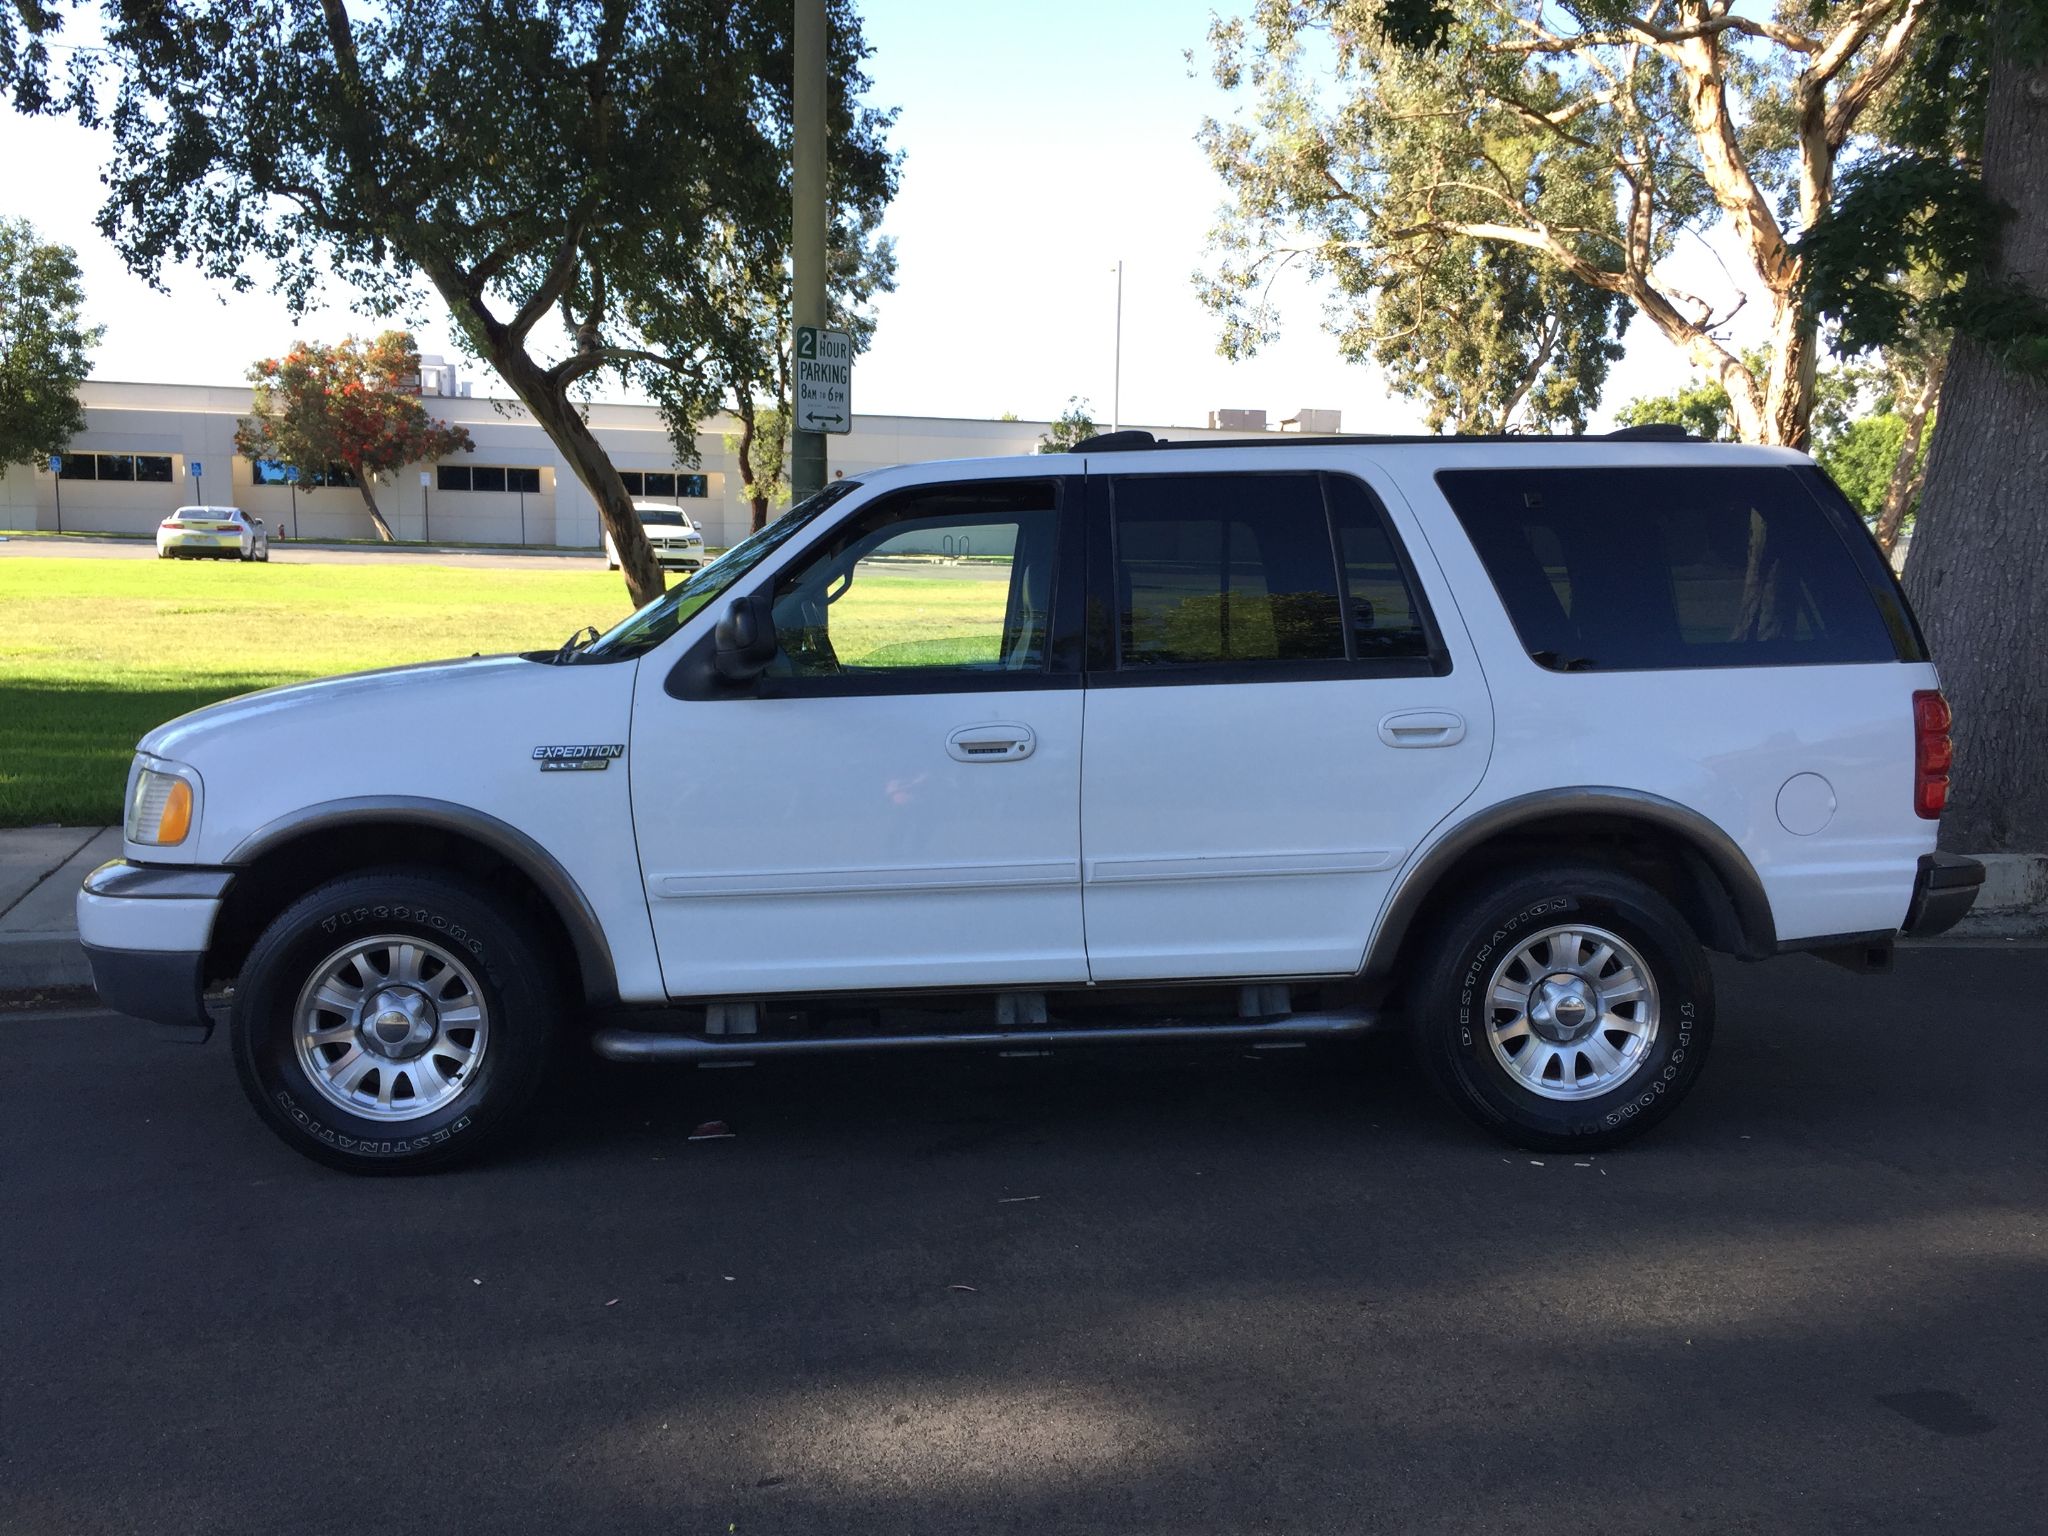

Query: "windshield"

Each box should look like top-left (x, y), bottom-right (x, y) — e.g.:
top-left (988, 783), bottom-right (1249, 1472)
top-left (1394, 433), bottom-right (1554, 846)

top-left (580, 479), bottom-right (863, 661)
top-left (636, 509), bottom-right (686, 527)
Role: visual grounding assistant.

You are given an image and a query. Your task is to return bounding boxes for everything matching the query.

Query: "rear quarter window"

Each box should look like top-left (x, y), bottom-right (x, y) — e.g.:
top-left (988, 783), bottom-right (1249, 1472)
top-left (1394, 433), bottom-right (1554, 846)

top-left (1435, 466), bottom-right (1920, 671)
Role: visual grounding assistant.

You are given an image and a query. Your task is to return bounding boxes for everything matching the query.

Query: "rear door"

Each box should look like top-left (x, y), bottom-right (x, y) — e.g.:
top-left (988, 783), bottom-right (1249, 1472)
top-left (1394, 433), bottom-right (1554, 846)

top-left (1078, 463), bottom-right (1493, 981)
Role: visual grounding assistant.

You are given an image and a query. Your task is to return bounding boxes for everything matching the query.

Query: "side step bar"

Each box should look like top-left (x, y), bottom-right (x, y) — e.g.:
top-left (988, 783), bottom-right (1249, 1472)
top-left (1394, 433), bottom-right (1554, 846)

top-left (592, 1010), bottom-right (1378, 1063)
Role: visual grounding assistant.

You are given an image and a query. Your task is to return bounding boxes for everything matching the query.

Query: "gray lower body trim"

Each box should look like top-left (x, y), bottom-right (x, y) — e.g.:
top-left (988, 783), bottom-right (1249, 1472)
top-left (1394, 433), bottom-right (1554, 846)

top-left (594, 1010), bottom-right (1378, 1061)
top-left (81, 860), bottom-right (236, 901)
top-left (82, 943), bottom-right (213, 1038)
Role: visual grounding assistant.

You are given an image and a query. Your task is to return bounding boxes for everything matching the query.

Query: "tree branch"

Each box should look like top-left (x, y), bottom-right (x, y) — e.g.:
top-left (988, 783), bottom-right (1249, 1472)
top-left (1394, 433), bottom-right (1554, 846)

top-left (1825, 0), bottom-right (1931, 146)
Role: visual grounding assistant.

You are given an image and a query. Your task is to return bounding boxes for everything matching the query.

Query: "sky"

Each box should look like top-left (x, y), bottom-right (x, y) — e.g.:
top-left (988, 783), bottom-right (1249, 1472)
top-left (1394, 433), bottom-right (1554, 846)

top-left (2, 0), bottom-right (1766, 433)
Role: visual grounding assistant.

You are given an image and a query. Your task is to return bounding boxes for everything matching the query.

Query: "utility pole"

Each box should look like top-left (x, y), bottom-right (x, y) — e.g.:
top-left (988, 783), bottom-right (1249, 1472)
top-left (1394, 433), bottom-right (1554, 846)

top-left (1112, 260), bottom-right (1123, 435)
top-left (790, 0), bottom-right (828, 502)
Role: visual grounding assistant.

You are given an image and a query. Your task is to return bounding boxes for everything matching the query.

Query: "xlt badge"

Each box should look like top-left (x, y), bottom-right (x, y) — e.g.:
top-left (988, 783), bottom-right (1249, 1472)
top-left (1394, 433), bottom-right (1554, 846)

top-left (534, 744), bottom-right (625, 772)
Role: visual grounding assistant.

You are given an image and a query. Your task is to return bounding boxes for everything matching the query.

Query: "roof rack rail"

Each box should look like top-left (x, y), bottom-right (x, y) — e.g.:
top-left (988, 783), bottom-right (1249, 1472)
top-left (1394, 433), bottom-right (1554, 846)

top-left (1065, 424), bottom-right (1701, 453)
top-left (1068, 430), bottom-right (1159, 452)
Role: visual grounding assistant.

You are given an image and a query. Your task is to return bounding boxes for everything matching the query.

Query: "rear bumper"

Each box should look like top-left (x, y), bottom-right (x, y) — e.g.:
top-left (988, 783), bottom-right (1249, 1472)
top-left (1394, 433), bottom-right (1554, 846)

top-left (1903, 852), bottom-right (1984, 938)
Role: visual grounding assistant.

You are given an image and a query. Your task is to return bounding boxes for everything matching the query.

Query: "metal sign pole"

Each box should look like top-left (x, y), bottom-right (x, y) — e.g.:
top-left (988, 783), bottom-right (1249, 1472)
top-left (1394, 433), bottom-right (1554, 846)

top-left (50, 456), bottom-right (62, 534)
top-left (790, 0), bottom-right (828, 501)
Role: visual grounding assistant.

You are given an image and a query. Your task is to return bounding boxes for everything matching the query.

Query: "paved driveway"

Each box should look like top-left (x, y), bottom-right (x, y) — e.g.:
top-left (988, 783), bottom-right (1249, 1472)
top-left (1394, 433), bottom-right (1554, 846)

top-left (3, 944), bottom-right (2044, 1533)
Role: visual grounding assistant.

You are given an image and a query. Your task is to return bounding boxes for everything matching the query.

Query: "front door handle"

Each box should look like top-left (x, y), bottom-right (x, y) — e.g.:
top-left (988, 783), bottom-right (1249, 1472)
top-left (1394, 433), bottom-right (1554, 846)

top-left (947, 723), bottom-right (1036, 763)
top-left (1378, 710), bottom-right (1467, 748)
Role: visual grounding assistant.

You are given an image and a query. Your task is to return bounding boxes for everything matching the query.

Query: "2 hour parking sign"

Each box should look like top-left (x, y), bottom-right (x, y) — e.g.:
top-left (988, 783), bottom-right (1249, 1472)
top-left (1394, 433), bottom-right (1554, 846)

top-left (794, 325), bottom-right (852, 433)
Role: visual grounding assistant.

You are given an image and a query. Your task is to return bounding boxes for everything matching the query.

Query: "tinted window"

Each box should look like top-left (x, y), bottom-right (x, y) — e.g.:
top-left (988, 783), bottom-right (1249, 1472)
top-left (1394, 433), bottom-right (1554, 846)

top-left (99, 454), bottom-right (135, 482)
top-left (645, 471), bottom-right (676, 497)
top-left (135, 455), bottom-right (173, 483)
top-left (1328, 475), bottom-right (1434, 661)
top-left (437, 464), bottom-right (470, 491)
top-left (619, 471), bottom-right (644, 495)
top-left (1437, 467), bottom-right (1904, 671)
top-left (1111, 474), bottom-right (1343, 667)
top-left (678, 474), bottom-right (707, 499)
top-left (638, 508), bottom-right (685, 527)
top-left (508, 467), bottom-right (541, 494)
top-left (57, 454), bottom-right (96, 480)
top-left (471, 465), bottom-right (507, 493)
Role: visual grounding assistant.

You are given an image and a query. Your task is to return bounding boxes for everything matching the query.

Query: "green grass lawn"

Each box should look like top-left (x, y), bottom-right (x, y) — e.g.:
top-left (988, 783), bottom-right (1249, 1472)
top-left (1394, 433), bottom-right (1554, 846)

top-left (0, 558), bottom-right (641, 828)
top-left (0, 556), bottom-right (1018, 828)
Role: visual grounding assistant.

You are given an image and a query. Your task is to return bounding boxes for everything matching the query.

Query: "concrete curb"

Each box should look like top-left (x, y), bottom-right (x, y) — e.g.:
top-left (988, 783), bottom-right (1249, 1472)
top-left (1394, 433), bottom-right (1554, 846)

top-left (1949, 853), bottom-right (2048, 939)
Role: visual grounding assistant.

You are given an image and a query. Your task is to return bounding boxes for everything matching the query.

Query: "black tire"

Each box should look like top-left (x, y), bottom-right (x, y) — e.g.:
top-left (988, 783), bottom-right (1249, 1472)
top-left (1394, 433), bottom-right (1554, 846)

top-left (1410, 864), bottom-right (1715, 1152)
top-left (231, 868), bottom-right (563, 1173)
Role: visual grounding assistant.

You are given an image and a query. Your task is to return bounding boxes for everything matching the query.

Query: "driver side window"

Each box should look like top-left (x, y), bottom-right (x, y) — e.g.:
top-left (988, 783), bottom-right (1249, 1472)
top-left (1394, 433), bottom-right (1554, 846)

top-left (768, 482), bottom-right (1061, 679)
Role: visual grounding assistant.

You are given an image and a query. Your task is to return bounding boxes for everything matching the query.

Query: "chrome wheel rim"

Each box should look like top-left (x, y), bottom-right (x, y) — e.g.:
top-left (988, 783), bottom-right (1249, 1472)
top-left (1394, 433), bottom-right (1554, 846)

top-left (293, 935), bottom-right (489, 1122)
top-left (1484, 923), bottom-right (1658, 1101)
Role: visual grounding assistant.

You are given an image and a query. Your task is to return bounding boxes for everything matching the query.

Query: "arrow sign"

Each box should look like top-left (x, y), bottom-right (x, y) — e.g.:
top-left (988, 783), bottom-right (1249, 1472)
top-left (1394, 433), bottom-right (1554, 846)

top-left (794, 325), bottom-right (852, 434)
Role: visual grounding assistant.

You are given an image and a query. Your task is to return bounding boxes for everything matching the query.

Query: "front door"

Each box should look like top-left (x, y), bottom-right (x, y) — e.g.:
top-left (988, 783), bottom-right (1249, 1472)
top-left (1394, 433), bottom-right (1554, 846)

top-left (631, 472), bottom-right (1086, 998)
top-left (1079, 465), bottom-right (1493, 981)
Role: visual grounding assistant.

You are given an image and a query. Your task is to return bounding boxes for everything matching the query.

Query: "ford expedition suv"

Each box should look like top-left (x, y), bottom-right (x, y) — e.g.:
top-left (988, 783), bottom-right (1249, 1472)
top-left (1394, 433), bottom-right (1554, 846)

top-left (79, 430), bottom-right (1982, 1171)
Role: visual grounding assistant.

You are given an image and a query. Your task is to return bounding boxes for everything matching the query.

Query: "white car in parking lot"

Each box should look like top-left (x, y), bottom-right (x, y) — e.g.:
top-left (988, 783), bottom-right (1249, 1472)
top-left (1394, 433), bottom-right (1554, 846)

top-left (157, 506), bottom-right (269, 562)
top-left (605, 501), bottom-right (706, 572)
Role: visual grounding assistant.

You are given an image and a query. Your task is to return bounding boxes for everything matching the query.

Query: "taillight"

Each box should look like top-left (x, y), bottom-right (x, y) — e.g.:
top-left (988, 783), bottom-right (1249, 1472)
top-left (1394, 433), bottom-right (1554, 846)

top-left (163, 520), bottom-right (185, 529)
top-left (1913, 689), bottom-right (1952, 820)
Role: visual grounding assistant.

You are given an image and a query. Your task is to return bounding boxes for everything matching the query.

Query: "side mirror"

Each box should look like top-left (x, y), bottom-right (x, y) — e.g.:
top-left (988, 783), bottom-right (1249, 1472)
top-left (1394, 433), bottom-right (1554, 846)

top-left (713, 591), bottom-right (778, 680)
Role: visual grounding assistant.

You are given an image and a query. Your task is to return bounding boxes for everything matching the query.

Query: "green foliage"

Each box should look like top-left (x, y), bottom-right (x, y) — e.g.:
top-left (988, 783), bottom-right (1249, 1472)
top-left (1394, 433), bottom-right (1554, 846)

top-left (0, 216), bottom-right (99, 468)
top-left (724, 402), bottom-right (791, 509)
top-left (1798, 0), bottom-right (2048, 382)
top-left (1199, 1), bottom-right (1936, 445)
top-left (1613, 379), bottom-right (1736, 443)
top-left (1039, 398), bottom-right (1098, 454)
top-left (1817, 412), bottom-right (1912, 516)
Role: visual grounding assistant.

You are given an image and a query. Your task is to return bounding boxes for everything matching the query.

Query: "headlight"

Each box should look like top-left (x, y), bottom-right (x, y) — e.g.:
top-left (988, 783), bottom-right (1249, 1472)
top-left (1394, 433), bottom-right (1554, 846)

top-left (126, 762), bottom-right (198, 846)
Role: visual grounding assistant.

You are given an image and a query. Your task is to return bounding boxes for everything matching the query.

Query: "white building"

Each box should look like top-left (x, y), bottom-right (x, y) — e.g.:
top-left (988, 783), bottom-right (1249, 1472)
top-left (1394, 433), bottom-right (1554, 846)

top-left (0, 379), bottom-right (1332, 551)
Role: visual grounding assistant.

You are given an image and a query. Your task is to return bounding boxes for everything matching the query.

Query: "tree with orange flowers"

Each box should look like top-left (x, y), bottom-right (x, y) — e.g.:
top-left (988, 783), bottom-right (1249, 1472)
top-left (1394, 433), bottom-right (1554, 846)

top-left (237, 332), bottom-right (471, 542)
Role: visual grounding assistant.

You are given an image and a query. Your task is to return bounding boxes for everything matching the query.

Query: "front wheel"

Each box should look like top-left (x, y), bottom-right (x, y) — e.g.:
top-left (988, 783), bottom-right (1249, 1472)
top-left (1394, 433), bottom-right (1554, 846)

top-left (231, 869), bottom-right (562, 1172)
top-left (1411, 864), bottom-right (1715, 1153)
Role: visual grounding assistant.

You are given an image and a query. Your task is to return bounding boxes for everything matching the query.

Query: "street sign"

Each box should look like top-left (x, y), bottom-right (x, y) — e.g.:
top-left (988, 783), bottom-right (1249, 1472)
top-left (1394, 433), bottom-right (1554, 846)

top-left (190, 460), bottom-right (203, 478)
top-left (283, 465), bottom-right (300, 484)
top-left (46, 454), bottom-right (60, 474)
top-left (794, 325), bottom-right (852, 434)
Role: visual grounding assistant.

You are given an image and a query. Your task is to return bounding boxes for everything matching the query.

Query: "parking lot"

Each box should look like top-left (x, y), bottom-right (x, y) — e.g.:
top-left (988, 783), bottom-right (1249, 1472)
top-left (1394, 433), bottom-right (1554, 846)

top-left (4, 943), bottom-right (2044, 1534)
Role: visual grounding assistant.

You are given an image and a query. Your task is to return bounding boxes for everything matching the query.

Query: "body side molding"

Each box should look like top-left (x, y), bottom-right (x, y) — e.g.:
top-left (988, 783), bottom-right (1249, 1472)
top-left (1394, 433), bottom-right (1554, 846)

top-left (225, 796), bottom-right (620, 1004)
top-left (1359, 786), bottom-right (1777, 982)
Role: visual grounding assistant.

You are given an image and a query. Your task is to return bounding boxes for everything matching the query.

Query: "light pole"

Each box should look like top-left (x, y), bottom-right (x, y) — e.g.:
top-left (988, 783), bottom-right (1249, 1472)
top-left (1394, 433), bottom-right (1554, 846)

top-left (790, 0), bottom-right (828, 502)
top-left (1112, 259), bottom-right (1123, 435)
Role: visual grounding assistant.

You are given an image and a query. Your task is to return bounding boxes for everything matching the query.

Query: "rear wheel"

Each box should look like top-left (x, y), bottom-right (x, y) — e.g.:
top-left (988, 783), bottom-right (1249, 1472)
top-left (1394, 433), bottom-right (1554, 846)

top-left (231, 869), bottom-right (562, 1172)
top-left (1410, 864), bottom-right (1714, 1152)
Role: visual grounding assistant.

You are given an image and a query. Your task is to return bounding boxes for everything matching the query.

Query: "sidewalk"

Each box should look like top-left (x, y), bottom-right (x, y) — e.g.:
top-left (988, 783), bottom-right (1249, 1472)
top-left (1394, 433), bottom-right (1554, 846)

top-left (0, 827), bottom-right (117, 990)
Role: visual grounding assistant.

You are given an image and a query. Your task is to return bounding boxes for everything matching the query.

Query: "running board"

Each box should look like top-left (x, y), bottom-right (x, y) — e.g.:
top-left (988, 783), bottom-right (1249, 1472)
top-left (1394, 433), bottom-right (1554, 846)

top-left (591, 1010), bottom-right (1378, 1063)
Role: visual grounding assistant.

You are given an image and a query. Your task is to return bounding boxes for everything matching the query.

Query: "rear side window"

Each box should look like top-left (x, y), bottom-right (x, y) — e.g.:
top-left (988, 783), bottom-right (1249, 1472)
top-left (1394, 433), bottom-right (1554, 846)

top-left (1112, 474), bottom-right (1345, 666)
top-left (1437, 467), bottom-right (1910, 671)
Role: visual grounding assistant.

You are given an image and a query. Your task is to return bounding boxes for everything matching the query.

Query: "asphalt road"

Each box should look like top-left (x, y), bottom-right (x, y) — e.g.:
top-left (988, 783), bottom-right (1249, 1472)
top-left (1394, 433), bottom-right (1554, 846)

top-left (0, 533), bottom-right (606, 571)
top-left (4, 944), bottom-right (2045, 1534)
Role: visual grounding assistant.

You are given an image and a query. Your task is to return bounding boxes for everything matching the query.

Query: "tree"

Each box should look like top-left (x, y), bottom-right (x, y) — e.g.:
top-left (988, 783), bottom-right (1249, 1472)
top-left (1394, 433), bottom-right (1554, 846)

top-left (1, 1), bottom-right (898, 607)
top-left (723, 402), bottom-right (791, 533)
top-left (1615, 352), bottom-right (1939, 551)
top-left (1198, 0), bottom-right (1935, 447)
top-left (0, 217), bottom-right (99, 468)
top-left (1613, 377), bottom-right (1738, 442)
top-left (1039, 398), bottom-right (1097, 454)
top-left (236, 333), bottom-right (472, 542)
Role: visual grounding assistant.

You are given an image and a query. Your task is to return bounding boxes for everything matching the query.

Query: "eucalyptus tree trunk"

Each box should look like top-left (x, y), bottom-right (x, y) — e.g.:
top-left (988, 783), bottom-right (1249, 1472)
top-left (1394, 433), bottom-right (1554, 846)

top-left (1901, 39), bottom-right (2048, 854)
top-left (1875, 352), bottom-right (1945, 556)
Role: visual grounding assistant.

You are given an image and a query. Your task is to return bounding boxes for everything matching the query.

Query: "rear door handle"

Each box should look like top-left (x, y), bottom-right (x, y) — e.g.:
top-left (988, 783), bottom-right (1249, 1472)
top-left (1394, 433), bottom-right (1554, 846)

top-left (1378, 710), bottom-right (1467, 748)
top-left (947, 723), bottom-right (1036, 762)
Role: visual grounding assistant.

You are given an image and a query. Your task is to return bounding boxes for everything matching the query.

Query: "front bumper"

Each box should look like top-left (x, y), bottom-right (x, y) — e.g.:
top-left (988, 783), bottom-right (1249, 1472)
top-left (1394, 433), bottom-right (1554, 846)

top-left (1903, 852), bottom-right (1984, 938)
top-left (76, 861), bottom-right (233, 1035)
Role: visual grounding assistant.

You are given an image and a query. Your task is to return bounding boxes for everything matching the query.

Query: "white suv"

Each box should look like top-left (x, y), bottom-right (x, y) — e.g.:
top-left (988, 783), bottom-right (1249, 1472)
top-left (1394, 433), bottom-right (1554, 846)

top-left (605, 500), bottom-right (706, 571)
top-left (80, 430), bottom-right (1982, 1171)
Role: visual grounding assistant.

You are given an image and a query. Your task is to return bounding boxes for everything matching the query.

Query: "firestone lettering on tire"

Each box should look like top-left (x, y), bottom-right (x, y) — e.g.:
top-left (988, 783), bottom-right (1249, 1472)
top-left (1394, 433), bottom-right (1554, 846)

top-left (318, 904), bottom-right (483, 957)
top-left (275, 1089), bottom-right (472, 1155)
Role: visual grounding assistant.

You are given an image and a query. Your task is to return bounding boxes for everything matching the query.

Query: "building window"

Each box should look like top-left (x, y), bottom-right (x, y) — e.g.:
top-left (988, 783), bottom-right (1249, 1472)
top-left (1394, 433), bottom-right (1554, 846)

top-left (135, 455), bottom-right (173, 483)
top-left (53, 450), bottom-right (183, 483)
top-left (437, 464), bottom-right (540, 493)
top-left (249, 458), bottom-right (357, 488)
top-left (57, 454), bottom-right (98, 480)
top-left (618, 470), bottom-right (704, 498)
top-left (99, 454), bottom-right (136, 482)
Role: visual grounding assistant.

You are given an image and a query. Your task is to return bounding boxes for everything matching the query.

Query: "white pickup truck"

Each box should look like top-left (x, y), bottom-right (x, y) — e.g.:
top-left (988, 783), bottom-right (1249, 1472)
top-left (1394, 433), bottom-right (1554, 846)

top-left (80, 430), bottom-right (1981, 1171)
